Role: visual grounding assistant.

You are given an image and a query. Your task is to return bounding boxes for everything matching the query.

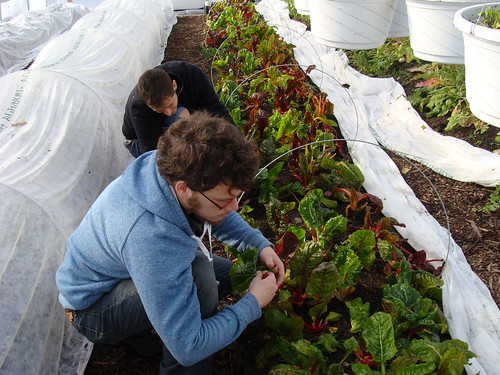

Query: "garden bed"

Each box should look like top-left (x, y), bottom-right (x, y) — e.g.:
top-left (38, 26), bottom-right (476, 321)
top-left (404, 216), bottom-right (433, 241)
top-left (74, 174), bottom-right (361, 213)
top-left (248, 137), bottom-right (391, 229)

top-left (84, 5), bottom-right (498, 375)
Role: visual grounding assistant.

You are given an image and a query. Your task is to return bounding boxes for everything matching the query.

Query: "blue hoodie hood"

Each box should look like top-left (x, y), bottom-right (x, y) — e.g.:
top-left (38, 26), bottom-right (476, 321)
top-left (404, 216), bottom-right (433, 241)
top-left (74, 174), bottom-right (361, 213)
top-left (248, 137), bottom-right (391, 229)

top-left (122, 151), bottom-right (187, 226)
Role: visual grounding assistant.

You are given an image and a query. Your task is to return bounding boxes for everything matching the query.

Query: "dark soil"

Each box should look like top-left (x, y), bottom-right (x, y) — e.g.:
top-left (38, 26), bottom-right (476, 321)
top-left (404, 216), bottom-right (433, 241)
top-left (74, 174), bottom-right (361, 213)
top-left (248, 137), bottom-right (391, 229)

top-left (84, 14), bottom-right (499, 375)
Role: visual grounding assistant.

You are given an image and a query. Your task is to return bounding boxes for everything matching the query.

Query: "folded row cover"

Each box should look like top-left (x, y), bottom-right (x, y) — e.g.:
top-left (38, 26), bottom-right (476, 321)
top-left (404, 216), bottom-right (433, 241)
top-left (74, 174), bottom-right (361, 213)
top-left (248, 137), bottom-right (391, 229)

top-left (0, 3), bottom-right (90, 77)
top-left (0, 0), bottom-right (176, 373)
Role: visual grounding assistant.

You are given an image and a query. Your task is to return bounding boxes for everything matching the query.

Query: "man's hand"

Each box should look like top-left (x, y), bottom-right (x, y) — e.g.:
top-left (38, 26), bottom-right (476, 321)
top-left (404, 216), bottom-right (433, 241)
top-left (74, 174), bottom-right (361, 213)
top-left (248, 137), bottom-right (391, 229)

top-left (178, 108), bottom-right (190, 119)
top-left (248, 271), bottom-right (278, 308)
top-left (258, 246), bottom-right (285, 286)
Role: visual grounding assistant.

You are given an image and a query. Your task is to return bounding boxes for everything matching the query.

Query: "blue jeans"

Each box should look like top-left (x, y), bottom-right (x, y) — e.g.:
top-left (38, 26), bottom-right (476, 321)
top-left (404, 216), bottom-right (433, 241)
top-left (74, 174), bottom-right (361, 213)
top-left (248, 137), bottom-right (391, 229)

top-left (124, 106), bottom-right (188, 158)
top-left (71, 252), bottom-right (233, 374)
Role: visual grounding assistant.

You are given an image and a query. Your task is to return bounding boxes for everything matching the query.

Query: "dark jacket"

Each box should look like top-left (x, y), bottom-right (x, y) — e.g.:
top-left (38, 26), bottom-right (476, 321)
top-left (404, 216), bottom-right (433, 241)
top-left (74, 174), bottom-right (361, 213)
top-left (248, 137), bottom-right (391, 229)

top-left (122, 61), bottom-right (234, 154)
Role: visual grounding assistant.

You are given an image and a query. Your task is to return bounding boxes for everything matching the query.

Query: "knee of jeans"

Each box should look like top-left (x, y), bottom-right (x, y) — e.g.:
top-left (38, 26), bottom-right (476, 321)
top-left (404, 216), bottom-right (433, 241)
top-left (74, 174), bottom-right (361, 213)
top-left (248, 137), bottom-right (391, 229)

top-left (192, 256), bottom-right (219, 318)
top-left (195, 276), bottom-right (219, 318)
top-left (74, 312), bottom-right (124, 344)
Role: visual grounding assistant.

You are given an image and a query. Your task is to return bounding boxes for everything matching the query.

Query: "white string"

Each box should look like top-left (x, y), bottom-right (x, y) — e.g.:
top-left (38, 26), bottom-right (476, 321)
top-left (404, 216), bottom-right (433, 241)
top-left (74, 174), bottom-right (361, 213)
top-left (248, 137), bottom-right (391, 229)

top-left (191, 222), bottom-right (214, 262)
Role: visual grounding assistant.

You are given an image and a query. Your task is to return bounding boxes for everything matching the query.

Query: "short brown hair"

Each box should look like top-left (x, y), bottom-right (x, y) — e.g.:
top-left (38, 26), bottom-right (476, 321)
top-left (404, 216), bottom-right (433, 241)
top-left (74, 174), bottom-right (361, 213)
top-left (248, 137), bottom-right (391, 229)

top-left (137, 68), bottom-right (175, 107)
top-left (156, 111), bottom-right (259, 192)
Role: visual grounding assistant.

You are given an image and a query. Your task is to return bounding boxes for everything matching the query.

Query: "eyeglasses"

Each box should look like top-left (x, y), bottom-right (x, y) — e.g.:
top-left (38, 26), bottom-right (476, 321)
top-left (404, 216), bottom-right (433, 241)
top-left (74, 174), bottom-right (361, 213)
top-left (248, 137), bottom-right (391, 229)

top-left (199, 191), bottom-right (240, 210)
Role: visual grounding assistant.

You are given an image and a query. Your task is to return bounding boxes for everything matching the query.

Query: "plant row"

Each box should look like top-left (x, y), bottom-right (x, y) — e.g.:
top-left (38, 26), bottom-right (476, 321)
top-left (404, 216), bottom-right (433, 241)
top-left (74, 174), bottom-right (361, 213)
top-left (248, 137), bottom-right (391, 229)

top-left (204, 1), bottom-right (476, 374)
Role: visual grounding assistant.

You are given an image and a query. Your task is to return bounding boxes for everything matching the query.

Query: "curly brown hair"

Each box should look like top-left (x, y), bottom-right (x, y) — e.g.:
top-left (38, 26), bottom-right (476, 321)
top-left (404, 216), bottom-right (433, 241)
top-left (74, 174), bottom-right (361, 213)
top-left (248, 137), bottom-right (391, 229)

top-left (156, 111), bottom-right (259, 192)
top-left (137, 68), bottom-right (175, 107)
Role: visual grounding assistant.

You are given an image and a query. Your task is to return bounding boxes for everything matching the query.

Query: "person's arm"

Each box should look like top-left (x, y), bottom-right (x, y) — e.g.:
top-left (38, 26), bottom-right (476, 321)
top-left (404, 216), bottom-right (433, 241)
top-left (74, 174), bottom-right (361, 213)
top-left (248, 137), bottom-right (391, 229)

top-left (212, 211), bottom-right (285, 285)
top-left (129, 102), bottom-right (165, 154)
top-left (123, 219), bottom-right (267, 367)
top-left (178, 108), bottom-right (190, 119)
top-left (212, 211), bottom-right (272, 251)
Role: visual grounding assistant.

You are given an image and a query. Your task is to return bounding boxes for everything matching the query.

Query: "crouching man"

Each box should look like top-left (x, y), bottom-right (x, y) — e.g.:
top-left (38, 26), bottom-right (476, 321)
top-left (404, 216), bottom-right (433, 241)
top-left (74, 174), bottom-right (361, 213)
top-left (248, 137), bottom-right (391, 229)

top-left (56, 111), bottom-right (284, 374)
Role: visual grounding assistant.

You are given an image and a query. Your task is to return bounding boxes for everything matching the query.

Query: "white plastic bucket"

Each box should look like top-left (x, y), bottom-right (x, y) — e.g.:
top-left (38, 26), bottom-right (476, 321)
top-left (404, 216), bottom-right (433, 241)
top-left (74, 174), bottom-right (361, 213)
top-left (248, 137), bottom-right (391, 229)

top-left (294, 0), bottom-right (310, 15)
top-left (454, 2), bottom-right (500, 126)
top-left (171, 0), bottom-right (205, 10)
top-left (406, 0), bottom-right (494, 63)
top-left (389, 0), bottom-right (409, 37)
top-left (309, 0), bottom-right (397, 50)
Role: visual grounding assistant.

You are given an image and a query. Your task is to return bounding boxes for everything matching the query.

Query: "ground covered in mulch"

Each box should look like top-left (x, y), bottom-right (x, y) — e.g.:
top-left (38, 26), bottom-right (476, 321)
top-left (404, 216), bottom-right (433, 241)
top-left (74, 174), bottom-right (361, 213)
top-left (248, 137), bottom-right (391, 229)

top-left (84, 14), bottom-right (499, 375)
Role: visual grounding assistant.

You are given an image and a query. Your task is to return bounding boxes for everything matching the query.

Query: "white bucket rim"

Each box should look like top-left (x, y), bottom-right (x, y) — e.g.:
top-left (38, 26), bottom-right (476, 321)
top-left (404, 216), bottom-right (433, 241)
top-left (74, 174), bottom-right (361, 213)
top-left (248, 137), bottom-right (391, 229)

top-left (407, 0), bottom-right (493, 3)
top-left (453, 2), bottom-right (500, 42)
top-left (310, 0), bottom-right (395, 4)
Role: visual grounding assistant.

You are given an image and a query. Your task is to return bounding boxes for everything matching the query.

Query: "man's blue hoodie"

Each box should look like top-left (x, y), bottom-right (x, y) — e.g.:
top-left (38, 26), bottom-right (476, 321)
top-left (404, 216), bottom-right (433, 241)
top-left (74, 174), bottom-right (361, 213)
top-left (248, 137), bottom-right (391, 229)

top-left (56, 151), bottom-right (272, 366)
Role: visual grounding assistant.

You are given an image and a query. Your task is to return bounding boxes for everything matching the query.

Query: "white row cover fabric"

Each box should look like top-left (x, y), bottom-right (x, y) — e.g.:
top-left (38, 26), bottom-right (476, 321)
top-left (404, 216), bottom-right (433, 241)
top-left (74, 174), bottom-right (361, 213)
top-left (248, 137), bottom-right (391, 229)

top-left (0, 183), bottom-right (91, 374)
top-left (0, 69), bottom-right (130, 238)
top-left (47, 0), bottom-right (103, 8)
top-left (0, 3), bottom-right (89, 77)
top-left (256, 1), bottom-right (499, 374)
top-left (0, 0), bottom-right (176, 373)
top-left (0, 0), bottom-right (46, 22)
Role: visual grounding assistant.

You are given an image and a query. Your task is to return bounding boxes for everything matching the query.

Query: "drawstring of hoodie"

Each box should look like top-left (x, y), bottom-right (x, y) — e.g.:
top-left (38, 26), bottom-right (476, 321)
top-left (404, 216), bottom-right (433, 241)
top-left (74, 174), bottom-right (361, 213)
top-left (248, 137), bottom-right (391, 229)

top-left (168, 184), bottom-right (214, 263)
top-left (191, 222), bottom-right (213, 262)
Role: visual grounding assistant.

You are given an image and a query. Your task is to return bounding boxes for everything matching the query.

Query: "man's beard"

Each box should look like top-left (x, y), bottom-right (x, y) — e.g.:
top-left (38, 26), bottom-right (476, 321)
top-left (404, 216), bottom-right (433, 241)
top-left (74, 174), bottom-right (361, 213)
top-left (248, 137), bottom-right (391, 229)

top-left (186, 195), bottom-right (223, 226)
top-left (205, 218), bottom-right (223, 226)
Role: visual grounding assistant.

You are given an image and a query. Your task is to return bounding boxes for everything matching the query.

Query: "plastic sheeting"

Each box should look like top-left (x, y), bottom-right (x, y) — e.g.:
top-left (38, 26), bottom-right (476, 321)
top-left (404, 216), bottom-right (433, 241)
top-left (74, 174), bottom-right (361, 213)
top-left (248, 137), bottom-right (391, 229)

top-left (0, 69), bottom-right (131, 237)
top-left (0, 183), bottom-right (91, 374)
top-left (256, 1), bottom-right (500, 374)
top-left (0, 3), bottom-right (89, 77)
top-left (47, 0), bottom-right (103, 8)
top-left (0, 0), bottom-right (46, 21)
top-left (0, 0), bottom-right (176, 373)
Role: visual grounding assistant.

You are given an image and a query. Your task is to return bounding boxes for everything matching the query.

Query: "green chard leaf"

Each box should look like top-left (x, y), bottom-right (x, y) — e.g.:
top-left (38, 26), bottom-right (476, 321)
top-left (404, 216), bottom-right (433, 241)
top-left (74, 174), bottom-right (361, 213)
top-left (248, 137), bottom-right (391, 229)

top-left (343, 336), bottom-right (360, 357)
top-left (323, 214), bottom-right (348, 237)
top-left (306, 262), bottom-right (339, 302)
top-left (347, 229), bottom-right (376, 267)
top-left (346, 297), bottom-right (371, 333)
top-left (387, 355), bottom-right (419, 374)
top-left (229, 248), bottom-right (259, 293)
top-left (288, 241), bottom-right (324, 286)
top-left (268, 364), bottom-right (314, 375)
top-left (338, 161), bottom-right (364, 187)
top-left (315, 333), bottom-right (340, 353)
top-left (264, 308), bottom-right (304, 341)
top-left (383, 283), bottom-right (421, 308)
top-left (396, 362), bottom-right (436, 375)
top-left (409, 339), bottom-right (476, 374)
top-left (351, 363), bottom-right (382, 375)
top-left (362, 312), bottom-right (397, 362)
top-left (298, 189), bottom-right (326, 230)
top-left (333, 247), bottom-right (363, 288)
top-left (396, 261), bottom-right (413, 286)
top-left (412, 269), bottom-right (444, 295)
top-left (308, 302), bottom-right (328, 321)
top-left (378, 240), bottom-right (404, 262)
top-left (292, 339), bottom-right (324, 360)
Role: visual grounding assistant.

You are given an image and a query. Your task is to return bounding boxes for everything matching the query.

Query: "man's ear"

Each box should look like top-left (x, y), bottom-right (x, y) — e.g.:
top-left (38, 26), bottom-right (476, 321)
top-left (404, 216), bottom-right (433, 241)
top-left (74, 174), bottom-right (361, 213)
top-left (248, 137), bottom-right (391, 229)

top-left (173, 181), bottom-right (191, 203)
top-left (173, 181), bottom-right (194, 211)
top-left (172, 80), bottom-right (177, 91)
